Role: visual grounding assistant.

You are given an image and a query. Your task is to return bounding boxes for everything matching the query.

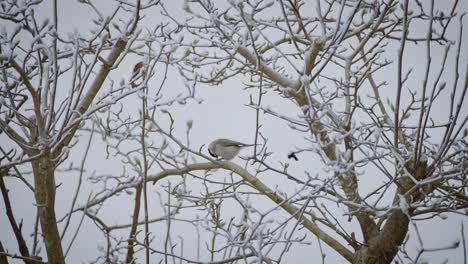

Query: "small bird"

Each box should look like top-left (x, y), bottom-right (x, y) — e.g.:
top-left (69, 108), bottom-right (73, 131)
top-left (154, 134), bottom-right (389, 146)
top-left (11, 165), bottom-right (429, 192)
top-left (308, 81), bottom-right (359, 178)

top-left (208, 138), bottom-right (257, 160)
top-left (130, 61), bottom-right (146, 87)
top-left (287, 152), bottom-right (299, 161)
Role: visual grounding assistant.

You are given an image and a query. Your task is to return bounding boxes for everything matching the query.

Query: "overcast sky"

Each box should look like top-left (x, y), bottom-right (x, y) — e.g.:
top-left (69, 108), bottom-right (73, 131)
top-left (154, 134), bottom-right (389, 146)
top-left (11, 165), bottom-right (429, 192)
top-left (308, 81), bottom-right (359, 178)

top-left (1, 0), bottom-right (467, 263)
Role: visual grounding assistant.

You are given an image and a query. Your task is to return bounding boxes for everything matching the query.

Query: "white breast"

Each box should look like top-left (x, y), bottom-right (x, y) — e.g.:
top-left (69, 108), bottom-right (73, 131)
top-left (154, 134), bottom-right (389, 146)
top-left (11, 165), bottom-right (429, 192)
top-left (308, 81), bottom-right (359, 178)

top-left (215, 145), bottom-right (240, 160)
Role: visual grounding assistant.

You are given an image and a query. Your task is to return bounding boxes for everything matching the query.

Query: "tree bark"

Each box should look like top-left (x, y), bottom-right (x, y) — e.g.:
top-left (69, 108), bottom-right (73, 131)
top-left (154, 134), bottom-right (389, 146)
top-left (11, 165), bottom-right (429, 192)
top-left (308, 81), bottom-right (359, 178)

top-left (0, 241), bottom-right (9, 264)
top-left (31, 152), bottom-right (65, 264)
top-left (126, 182), bottom-right (142, 263)
top-left (352, 161), bottom-right (428, 263)
top-left (0, 170), bottom-right (34, 264)
top-left (353, 210), bottom-right (410, 263)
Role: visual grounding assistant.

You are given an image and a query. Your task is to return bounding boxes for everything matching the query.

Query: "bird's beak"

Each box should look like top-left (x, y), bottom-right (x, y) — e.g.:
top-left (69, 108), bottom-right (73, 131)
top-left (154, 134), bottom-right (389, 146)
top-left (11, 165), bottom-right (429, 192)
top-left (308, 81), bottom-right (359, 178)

top-left (208, 149), bottom-right (217, 158)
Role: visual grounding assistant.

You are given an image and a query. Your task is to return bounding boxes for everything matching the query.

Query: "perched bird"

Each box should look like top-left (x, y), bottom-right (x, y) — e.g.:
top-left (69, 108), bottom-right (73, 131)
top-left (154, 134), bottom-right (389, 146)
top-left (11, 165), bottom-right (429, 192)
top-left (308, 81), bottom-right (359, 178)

top-left (130, 61), bottom-right (146, 87)
top-left (208, 138), bottom-right (257, 160)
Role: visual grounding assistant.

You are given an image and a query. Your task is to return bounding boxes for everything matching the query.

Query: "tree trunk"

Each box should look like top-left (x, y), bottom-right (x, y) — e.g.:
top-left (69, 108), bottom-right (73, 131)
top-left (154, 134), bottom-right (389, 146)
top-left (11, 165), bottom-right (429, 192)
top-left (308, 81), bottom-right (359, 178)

top-left (353, 210), bottom-right (409, 263)
top-left (352, 161), bottom-right (427, 264)
top-left (31, 153), bottom-right (65, 264)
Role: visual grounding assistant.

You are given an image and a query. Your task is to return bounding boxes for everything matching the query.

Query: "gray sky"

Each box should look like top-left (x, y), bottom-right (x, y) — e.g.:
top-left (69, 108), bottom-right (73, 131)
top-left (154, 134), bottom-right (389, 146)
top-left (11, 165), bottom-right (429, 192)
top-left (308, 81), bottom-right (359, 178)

top-left (1, 0), bottom-right (467, 263)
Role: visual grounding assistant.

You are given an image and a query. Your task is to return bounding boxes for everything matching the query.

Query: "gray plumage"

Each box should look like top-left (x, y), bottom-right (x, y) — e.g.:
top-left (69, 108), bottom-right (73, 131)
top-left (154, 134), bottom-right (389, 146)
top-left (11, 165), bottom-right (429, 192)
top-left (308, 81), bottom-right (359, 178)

top-left (208, 138), bottom-right (256, 160)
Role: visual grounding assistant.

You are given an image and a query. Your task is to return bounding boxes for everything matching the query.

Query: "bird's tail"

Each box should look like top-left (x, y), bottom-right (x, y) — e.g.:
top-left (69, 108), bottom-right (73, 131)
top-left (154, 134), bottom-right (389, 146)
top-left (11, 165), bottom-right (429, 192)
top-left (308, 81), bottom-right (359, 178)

top-left (241, 143), bottom-right (262, 147)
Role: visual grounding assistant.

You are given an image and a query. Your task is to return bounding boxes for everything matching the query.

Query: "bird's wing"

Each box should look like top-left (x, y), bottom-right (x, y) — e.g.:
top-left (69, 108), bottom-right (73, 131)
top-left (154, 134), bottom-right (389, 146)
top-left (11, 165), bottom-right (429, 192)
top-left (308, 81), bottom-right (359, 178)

top-left (222, 139), bottom-right (249, 147)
